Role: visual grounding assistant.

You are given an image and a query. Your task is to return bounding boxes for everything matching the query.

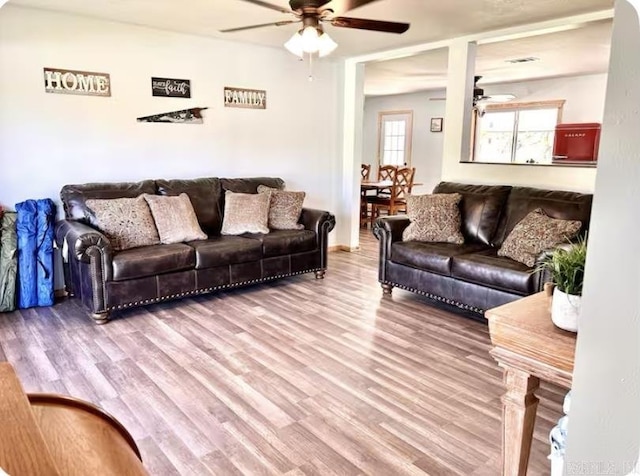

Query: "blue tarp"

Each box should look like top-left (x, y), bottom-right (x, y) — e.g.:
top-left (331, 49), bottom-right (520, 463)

top-left (16, 199), bottom-right (56, 309)
top-left (36, 199), bottom-right (55, 307)
top-left (16, 200), bottom-right (38, 309)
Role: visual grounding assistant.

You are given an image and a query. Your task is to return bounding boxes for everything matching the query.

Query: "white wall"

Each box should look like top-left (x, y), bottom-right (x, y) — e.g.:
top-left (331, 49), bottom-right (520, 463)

top-left (565, 0), bottom-right (640, 472)
top-left (0, 6), bottom-right (341, 239)
top-left (364, 73), bottom-right (607, 194)
top-left (363, 90), bottom-right (446, 193)
top-left (483, 73), bottom-right (608, 124)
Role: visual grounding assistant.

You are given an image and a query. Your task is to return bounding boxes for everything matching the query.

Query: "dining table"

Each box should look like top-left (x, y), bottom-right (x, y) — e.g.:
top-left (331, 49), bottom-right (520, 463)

top-left (361, 180), bottom-right (393, 192)
top-left (360, 180), bottom-right (423, 192)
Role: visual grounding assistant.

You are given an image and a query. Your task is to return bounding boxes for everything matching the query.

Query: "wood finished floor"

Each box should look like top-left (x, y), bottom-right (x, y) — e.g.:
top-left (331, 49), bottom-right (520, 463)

top-left (0, 231), bottom-right (564, 475)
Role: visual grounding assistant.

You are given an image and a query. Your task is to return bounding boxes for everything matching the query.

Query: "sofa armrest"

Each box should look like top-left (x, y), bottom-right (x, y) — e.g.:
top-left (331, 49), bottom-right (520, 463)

top-left (533, 243), bottom-right (574, 292)
top-left (373, 216), bottom-right (411, 283)
top-left (373, 216), bottom-right (411, 243)
top-left (299, 208), bottom-right (335, 270)
top-left (55, 220), bottom-right (113, 266)
top-left (300, 208), bottom-right (336, 235)
top-left (55, 220), bottom-right (113, 314)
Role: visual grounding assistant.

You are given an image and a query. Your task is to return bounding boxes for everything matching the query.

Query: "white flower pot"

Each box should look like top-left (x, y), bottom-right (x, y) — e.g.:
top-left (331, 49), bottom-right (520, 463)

top-left (551, 288), bottom-right (581, 333)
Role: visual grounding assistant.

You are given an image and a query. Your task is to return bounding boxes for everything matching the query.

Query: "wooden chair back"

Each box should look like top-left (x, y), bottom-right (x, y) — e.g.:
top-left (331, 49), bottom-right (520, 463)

top-left (361, 164), bottom-right (371, 181)
top-left (377, 165), bottom-right (397, 181)
top-left (390, 166), bottom-right (415, 204)
top-left (369, 167), bottom-right (415, 225)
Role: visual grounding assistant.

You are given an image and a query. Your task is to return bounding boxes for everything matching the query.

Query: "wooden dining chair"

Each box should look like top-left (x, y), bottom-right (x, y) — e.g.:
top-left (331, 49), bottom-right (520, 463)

top-left (373, 164), bottom-right (397, 201)
top-left (360, 164), bottom-right (372, 226)
top-left (361, 164), bottom-right (371, 181)
top-left (378, 164), bottom-right (396, 181)
top-left (368, 166), bottom-right (415, 226)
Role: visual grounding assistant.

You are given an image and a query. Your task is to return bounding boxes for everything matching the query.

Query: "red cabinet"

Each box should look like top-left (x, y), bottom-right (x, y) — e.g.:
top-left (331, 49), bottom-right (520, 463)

top-left (552, 123), bottom-right (601, 164)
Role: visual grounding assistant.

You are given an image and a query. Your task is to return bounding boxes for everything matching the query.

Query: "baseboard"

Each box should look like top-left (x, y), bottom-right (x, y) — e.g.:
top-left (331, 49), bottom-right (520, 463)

top-left (328, 245), bottom-right (360, 252)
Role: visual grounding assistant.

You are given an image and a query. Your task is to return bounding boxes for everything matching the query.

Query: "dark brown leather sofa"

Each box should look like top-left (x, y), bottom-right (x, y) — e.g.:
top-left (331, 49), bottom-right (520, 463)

top-left (54, 177), bottom-right (335, 324)
top-left (373, 182), bottom-right (592, 317)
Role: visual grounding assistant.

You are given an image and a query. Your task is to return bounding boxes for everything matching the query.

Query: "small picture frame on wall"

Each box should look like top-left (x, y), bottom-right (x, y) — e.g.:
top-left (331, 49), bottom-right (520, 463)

top-left (430, 117), bottom-right (443, 133)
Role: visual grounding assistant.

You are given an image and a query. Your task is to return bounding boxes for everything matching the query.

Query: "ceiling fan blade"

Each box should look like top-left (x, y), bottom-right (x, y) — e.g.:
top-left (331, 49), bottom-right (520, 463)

top-left (327, 0), bottom-right (381, 13)
top-left (237, 0), bottom-right (292, 14)
top-left (330, 16), bottom-right (410, 34)
top-left (220, 20), bottom-right (299, 33)
top-left (290, 0), bottom-right (332, 10)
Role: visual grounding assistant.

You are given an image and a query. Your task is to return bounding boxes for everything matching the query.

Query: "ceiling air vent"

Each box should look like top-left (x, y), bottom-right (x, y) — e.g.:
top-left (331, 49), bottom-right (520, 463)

top-left (505, 57), bottom-right (539, 64)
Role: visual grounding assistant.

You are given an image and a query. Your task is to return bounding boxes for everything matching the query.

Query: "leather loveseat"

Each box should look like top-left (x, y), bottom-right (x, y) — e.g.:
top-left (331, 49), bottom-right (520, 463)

top-left (373, 182), bottom-right (592, 317)
top-left (54, 177), bottom-right (335, 324)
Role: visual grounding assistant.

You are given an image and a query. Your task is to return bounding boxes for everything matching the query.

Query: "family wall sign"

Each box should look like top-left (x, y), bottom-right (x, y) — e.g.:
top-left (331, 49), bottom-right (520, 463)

top-left (224, 87), bottom-right (267, 109)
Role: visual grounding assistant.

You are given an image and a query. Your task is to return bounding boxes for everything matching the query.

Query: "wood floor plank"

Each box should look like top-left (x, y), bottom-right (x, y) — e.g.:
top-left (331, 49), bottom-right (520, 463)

top-left (0, 231), bottom-right (562, 475)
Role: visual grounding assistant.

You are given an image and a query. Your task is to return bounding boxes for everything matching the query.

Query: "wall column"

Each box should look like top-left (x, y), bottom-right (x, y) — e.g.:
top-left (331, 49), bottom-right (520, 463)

top-left (564, 0), bottom-right (640, 472)
top-left (339, 60), bottom-right (365, 250)
top-left (441, 40), bottom-right (476, 179)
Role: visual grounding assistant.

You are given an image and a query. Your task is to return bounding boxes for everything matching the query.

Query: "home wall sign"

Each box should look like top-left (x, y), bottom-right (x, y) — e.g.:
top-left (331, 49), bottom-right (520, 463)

top-left (136, 107), bottom-right (208, 124)
top-left (151, 77), bottom-right (191, 98)
top-left (224, 87), bottom-right (266, 109)
top-left (43, 67), bottom-right (111, 97)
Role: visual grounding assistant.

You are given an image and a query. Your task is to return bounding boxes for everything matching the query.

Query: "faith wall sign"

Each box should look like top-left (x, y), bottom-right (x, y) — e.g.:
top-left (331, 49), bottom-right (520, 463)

top-left (152, 77), bottom-right (191, 98)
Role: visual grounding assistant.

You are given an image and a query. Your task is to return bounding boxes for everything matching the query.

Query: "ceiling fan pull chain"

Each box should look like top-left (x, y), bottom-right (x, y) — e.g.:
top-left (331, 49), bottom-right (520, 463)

top-left (308, 53), bottom-right (314, 82)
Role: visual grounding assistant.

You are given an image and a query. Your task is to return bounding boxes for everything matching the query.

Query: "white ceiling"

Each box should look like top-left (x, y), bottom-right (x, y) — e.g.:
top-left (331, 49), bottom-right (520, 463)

top-left (365, 19), bottom-right (613, 96)
top-left (6, 0), bottom-right (614, 95)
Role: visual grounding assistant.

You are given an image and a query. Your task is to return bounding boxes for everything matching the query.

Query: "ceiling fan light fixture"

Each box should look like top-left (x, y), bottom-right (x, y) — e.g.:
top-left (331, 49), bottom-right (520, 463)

top-left (317, 31), bottom-right (337, 57)
top-left (284, 31), bottom-right (305, 57)
top-left (284, 25), bottom-right (338, 58)
top-left (300, 25), bottom-right (321, 53)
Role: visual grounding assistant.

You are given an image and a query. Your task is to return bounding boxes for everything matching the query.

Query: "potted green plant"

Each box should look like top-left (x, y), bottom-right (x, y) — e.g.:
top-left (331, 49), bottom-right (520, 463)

top-left (540, 238), bottom-right (587, 332)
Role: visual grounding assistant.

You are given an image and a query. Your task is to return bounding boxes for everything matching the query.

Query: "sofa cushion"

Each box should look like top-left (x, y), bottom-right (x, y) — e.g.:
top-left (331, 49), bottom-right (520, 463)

top-left (498, 208), bottom-right (582, 267)
top-left (244, 230), bottom-right (317, 258)
top-left (257, 185), bottom-right (305, 230)
top-left (492, 186), bottom-right (592, 247)
top-left (85, 196), bottom-right (160, 251)
top-left (112, 243), bottom-right (195, 281)
top-left (155, 177), bottom-right (223, 235)
top-left (451, 249), bottom-right (538, 295)
top-left (402, 193), bottom-right (465, 244)
top-left (61, 180), bottom-right (157, 223)
top-left (391, 241), bottom-right (489, 276)
top-left (433, 182), bottom-right (512, 245)
top-left (143, 193), bottom-right (207, 244)
top-left (189, 236), bottom-right (263, 269)
top-left (221, 191), bottom-right (270, 235)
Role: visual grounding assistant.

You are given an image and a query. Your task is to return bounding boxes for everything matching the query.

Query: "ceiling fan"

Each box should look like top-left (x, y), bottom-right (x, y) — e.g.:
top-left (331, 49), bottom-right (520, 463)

top-left (430, 76), bottom-right (516, 107)
top-left (221, 0), bottom-right (410, 58)
top-left (472, 76), bottom-right (515, 106)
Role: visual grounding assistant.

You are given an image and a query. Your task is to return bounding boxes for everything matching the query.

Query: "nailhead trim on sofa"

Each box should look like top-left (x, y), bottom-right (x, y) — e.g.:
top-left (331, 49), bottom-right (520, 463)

top-left (108, 268), bottom-right (322, 311)
top-left (381, 280), bottom-right (484, 315)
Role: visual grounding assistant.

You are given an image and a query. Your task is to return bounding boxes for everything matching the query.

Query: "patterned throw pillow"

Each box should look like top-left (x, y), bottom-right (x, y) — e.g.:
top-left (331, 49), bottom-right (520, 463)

top-left (402, 193), bottom-right (464, 244)
top-left (143, 193), bottom-right (207, 244)
top-left (85, 196), bottom-right (160, 251)
top-left (257, 185), bottom-right (305, 230)
top-left (498, 208), bottom-right (582, 267)
top-left (221, 191), bottom-right (270, 235)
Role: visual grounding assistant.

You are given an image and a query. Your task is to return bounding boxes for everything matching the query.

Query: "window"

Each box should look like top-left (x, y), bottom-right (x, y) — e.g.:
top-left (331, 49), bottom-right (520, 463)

top-left (378, 111), bottom-right (413, 167)
top-left (473, 100), bottom-right (564, 164)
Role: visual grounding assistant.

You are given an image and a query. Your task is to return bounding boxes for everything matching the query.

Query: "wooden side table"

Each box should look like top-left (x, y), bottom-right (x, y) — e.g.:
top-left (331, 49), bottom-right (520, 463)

top-left (485, 292), bottom-right (577, 476)
top-left (0, 362), bottom-right (147, 475)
